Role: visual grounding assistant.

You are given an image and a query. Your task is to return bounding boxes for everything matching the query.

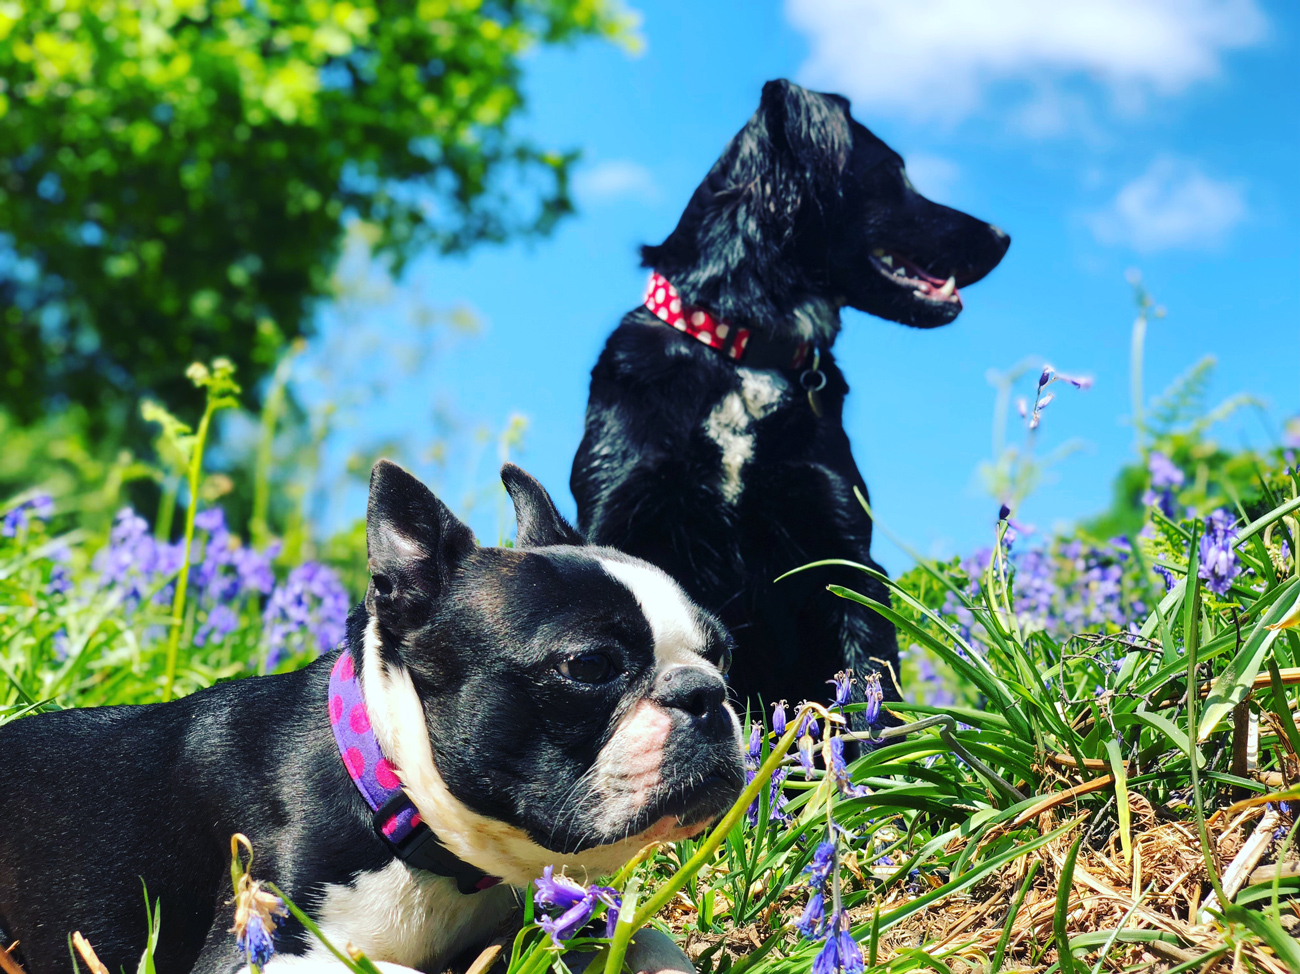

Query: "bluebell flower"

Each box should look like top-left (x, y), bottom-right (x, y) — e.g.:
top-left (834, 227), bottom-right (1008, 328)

top-left (1154, 564), bottom-right (1176, 592)
top-left (533, 867), bottom-right (620, 945)
top-left (1148, 452), bottom-right (1184, 489)
top-left (804, 841), bottom-right (835, 888)
top-left (812, 914), bottom-right (863, 974)
top-left (2, 494), bottom-right (54, 537)
top-left (52, 629), bottom-right (69, 660)
top-left (998, 503), bottom-right (1011, 522)
top-left (93, 508), bottom-right (185, 610)
top-left (534, 865), bottom-right (587, 911)
top-left (827, 738), bottom-right (869, 798)
top-left (771, 700), bottom-right (787, 737)
top-left (196, 605), bottom-right (240, 647)
top-left (1038, 366), bottom-right (1055, 389)
top-left (263, 562), bottom-right (350, 666)
top-left (48, 563), bottom-right (71, 595)
top-left (798, 713), bottom-right (820, 740)
top-left (769, 767), bottom-right (791, 824)
top-left (1198, 509), bottom-right (1241, 596)
top-left (795, 891), bottom-right (824, 939)
top-left (861, 673), bottom-right (883, 726)
top-left (747, 723), bottom-right (763, 766)
top-left (827, 670), bottom-right (853, 708)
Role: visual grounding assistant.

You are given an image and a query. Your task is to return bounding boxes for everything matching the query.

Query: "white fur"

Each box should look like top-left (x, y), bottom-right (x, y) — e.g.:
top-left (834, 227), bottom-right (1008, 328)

top-left (278, 860), bottom-right (513, 972)
top-left (702, 369), bottom-right (789, 504)
top-left (791, 297), bottom-right (841, 345)
top-left (597, 559), bottom-right (706, 667)
top-left (361, 621), bottom-right (704, 889)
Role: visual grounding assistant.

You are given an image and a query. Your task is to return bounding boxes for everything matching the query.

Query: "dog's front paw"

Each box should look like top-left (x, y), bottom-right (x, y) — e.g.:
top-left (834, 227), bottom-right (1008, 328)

top-left (565, 928), bottom-right (694, 974)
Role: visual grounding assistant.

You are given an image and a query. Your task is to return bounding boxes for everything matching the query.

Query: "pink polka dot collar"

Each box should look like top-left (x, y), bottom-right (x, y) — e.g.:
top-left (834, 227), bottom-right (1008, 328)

top-left (328, 650), bottom-right (500, 893)
top-left (643, 272), bottom-right (814, 370)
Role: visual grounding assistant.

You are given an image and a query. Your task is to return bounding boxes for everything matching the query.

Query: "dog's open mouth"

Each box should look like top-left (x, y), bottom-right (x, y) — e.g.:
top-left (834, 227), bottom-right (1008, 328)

top-left (869, 249), bottom-right (962, 308)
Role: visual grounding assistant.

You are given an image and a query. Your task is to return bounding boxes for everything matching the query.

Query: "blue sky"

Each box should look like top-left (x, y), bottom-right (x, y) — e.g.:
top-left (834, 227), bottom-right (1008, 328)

top-left (295, 0), bottom-right (1299, 573)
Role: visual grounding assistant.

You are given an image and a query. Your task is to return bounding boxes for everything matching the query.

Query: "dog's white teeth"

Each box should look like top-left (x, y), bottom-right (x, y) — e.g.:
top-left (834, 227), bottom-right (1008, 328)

top-left (880, 255), bottom-right (894, 268)
top-left (937, 277), bottom-right (956, 298)
top-left (913, 288), bottom-right (930, 299)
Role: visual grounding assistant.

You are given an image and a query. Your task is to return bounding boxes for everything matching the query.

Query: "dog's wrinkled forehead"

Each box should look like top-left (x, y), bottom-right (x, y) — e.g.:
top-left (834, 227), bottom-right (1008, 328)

top-left (595, 552), bottom-right (722, 665)
top-left (464, 545), bottom-right (727, 669)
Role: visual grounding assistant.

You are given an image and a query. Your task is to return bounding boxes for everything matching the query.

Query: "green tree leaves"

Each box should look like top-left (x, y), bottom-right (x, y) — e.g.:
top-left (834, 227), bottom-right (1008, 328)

top-left (0, 0), bottom-right (632, 426)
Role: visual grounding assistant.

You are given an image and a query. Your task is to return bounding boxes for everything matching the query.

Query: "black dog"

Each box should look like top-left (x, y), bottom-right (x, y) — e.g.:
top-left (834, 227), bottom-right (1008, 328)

top-left (571, 79), bottom-right (1009, 714)
top-left (0, 462), bottom-right (742, 974)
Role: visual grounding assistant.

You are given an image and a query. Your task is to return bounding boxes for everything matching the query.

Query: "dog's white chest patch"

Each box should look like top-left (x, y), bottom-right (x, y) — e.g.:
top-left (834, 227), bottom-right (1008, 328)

top-left (301, 861), bottom-right (515, 971)
top-left (703, 369), bottom-right (789, 504)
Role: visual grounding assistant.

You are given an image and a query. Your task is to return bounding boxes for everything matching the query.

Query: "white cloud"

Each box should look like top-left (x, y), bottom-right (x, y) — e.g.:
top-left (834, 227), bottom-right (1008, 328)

top-left (574, 160), bottom-right (660, 204)
top-left (901, 152), bottom-right (960, 199)
top-left (785, 0), bottom-right (1267, 128)
top-left (1087, 156), bottom-right (1246, 252)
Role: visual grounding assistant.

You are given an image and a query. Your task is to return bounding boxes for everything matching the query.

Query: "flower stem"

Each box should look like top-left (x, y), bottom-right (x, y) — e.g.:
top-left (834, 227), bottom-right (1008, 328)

top-left (162, 398), bottom-right (217, 702)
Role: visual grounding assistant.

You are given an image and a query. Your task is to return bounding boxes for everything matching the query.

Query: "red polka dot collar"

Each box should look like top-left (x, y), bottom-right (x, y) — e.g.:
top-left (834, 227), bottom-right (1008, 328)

top-left (328, 649), bottom-right (500, 893)
top-left (643, 271), bottom-right (814, 370)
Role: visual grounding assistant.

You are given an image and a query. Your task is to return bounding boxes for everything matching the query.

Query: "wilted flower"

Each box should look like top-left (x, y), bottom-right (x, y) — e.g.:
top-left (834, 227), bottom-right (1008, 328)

top-left (826, 737), bottom-right (869, 799)
top-left (798, 732), bottom-right (816, 774)
top-left (1198, 509), bottom-right (1241, 596)
top-left (230, 876), bottom-right (287, 967)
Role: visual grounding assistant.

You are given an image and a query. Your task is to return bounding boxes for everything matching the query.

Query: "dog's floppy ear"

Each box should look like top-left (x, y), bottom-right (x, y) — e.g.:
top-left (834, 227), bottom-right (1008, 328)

top-left (754, 79), bottom-right (852, 213)
top-left (366, 459), bottom-right (476, 629)
top-left (501, 463), bottom-right (584, 548)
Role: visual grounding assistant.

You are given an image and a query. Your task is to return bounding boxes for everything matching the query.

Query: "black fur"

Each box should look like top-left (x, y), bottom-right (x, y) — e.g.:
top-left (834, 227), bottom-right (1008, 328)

top-left (571, 80), bottom-right (1009, 712)
top-left (0, 462), bottom-right (741, 974)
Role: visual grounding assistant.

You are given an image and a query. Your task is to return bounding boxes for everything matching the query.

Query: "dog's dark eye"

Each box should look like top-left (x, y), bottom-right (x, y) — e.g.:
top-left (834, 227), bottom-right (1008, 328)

top-left (557, 652), bottom-right (617, 685)
top-left (372, 574), bottom-right (393, 597)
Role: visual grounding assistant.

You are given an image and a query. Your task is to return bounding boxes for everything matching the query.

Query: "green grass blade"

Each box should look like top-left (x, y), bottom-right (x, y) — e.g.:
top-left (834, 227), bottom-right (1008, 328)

top-left (990, 859), bottom-right (1039, 974)
top-left (1054, 834), bottom-right (1084, 974)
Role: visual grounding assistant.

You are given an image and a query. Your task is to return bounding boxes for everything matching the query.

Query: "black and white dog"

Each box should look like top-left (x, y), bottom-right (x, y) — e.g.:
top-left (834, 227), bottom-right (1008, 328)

top-left (571, 79), bottom-right (1010, 713)
top-left (0, 462), bottom-right (743, 974)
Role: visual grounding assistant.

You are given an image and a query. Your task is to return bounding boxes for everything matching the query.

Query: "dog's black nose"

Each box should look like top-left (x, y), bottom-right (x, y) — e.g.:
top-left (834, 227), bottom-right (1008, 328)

top-left (652, 666), bottom-right (726, 719)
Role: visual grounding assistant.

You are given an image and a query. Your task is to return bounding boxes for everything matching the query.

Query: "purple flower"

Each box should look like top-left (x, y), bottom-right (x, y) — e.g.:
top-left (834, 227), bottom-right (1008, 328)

top-left (827, 737), bottom-right (869, 798)
top-left (1038, 366), bottom-right (1055, 389)
top-left (804, 842), bottom-right (835, 887)
top-left (48, 563), bottom-right (71, 595)
top-left (1154, 564), bottom-right (1176, 591)
top-left (263, 562), bottom-right (350, 667)
top-left (93, 508), bottom-right (185, 609)
top-left (827, 670), bottom-right (853, 708)
top-left (1198, 509), bottom-right (1241, 596)
top-left (771, 700), bottom-right (788, 737)
top-left (998, 503), bottom-right (1011, 522)
top-left (812, 914), bottom-right (863, 974)
top-left (1148, 452), bottom-right (1185, 489)
top-left (2, 494), bottom-right (54, 537)
top-left (534, 865), bottom-right (588, 912)
top-left (798, 733), bottom-right (815, 775)
top-left (798, 713), bottom-right (820, 740)
top-left (533, 867), bottom-right (620, 945)
top-left (796, 891), bottom-right (824, 939)
top-left (52, 629), bottom-right (69, 660)
top-left (195, 605), bottom-right (240, 647)
top-left (236, 911), bottom-right (276, 966)
top-left (861, 673), bottom-right (883, 726)
top-left (747, 723), bottom-right (763, 766)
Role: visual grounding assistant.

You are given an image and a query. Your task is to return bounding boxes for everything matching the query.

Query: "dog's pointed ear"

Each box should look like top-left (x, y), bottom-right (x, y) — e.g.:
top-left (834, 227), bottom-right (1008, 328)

top-left (501, 463), bottom-right (584, 548)
top-left (366, 460), bottom-right (476, 629)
